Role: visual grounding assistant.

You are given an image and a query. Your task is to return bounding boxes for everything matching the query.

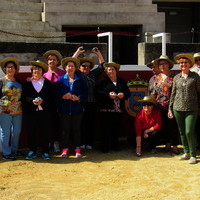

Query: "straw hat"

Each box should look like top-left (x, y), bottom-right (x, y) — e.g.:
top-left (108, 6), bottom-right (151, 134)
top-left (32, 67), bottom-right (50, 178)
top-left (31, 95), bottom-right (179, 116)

top-left (30, 60), bottom-right (48, 72)
top-left (193, 52), bottom-right (200, 58)
top-left (174, 53), bottom-right (194, 67)
top-left (61, 57), bottom-right (80, 70)
top-left (0, 57), bottom-right (20, 73)
top-left (43, 50), bottom-right (62, 64)
top-left (79, 57), bottom-right (95, 69)
top-left (103, 62), bottom-right (120, 71)
top-left (138, 96), bottom-right (157, 105)
top-left (153, 55), bottom-right (174, 69)
top-left (146, 60), bottom-right (155, 69)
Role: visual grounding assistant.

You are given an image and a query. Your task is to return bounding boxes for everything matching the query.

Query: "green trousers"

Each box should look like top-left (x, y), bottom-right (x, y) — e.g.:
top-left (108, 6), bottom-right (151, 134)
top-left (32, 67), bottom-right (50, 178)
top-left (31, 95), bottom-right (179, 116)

top-left (173, 110), bottom-right (198, 157)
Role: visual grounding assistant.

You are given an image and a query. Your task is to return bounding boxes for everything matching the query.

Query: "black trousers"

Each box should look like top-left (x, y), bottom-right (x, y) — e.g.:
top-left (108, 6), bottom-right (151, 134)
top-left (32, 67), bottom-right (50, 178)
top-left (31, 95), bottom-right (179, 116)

top-left (99, 112), bottom-right (122, 153)
top-left (81, 102), bottom-right (97, 146)
top-left (59, 113), bottom-right (83, 149)
top-left (145, 130), bottom-right (161, 149)
top-left (160, 109), bottom-right (180, 146)
top-left (25, 111), bottom-right (53, 154)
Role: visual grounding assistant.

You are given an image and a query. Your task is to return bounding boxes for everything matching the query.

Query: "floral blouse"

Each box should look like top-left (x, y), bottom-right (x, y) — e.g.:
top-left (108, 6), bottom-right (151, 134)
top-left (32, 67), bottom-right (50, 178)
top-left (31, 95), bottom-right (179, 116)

top-left (0, 78), bottom-right (22, 114)
top-left (152, 72), bottom-right (176, 110)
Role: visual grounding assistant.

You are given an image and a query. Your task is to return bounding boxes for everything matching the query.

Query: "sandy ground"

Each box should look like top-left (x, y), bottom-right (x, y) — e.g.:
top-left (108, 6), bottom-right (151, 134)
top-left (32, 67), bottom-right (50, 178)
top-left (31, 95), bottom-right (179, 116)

top-left (1, 144), bottom-right (200, 200)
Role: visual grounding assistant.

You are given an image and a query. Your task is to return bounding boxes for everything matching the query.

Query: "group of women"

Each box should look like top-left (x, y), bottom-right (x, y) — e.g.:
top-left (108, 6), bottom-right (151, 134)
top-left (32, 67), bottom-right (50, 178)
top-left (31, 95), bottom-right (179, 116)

top-left (0, 47), bottom-right (130, 160)
top-left (1, 49), bottom-right (200, 164)
top-left (135, 53), bottom-right (200, 164)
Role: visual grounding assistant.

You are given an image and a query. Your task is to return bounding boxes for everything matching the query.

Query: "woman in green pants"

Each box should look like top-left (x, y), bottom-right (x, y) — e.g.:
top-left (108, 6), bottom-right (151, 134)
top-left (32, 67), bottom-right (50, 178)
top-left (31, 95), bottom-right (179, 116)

top-left (168, 53), bottom-right (200, 164)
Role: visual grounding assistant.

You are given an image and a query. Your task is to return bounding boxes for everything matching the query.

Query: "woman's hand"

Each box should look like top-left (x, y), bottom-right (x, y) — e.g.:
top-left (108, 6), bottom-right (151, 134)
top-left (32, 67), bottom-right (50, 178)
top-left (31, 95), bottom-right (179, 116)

top-left (109, 92), bottom-right (117, 99)
top-left (71, 95), bottom-right (80, 101)
top-left (72, 46), bottom-right (85, 58)
top-left (144, 127), bottom-right (154, 138)
top-left (117, 92), bottom-right (124, 99)
top-left (33, 98), bottom-right (43, 105)
top-left (168, 109), bottom-right (174, 119)
top-left (143, 130), bottom-right (149, 138)
top-left (62, 93), bottom-right (72, 100)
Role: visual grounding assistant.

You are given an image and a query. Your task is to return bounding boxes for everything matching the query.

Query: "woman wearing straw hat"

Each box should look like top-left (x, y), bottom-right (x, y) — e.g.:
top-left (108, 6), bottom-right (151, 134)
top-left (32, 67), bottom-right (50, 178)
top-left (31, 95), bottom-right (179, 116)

top-left (192, 52), bottom-right (200, 148)
top-left (191, 52), bottom-right (200, 76)
top-left (43, 50), bottom-right (65, 83)
top-left (135, 96), bottom-right (162, 156)
top-left (22, 60), bottom-right (55, 160)
top-left (43, 50), bottom-right (65, 154)
top-left (0, 57), bottom-right (22, 161)
top-left (146, 60), bottom-right (161, 96)
top-left (73, 46), bottom-right (105, 150)
top-left (168, 54), bottom-right (200, 164)
top-left (56, 57), bottom-right (88, 158)
top-left (95, 62), bottom-right (130, 153)
top-left (152, 55), bottom-right (180, 154)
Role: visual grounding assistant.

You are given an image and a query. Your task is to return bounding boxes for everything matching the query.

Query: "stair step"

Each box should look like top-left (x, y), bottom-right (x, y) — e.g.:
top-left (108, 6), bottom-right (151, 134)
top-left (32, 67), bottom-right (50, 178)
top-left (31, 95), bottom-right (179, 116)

top-left (44, 2), bottom-right (157, 13)
top-left (44, 11), bottom-right (164, 28)
top-left (0, 11), bottom-right (41, 21)
top-left (0, 30), bottom-right (66, 43)
top-left (2, 0), bottom-right (41, 2)
top-left (0, 2), bottom-right (42, 12)
top-left (0, 19), bottom-right (56, 32)
top-left (42, 0), bottom-right (152, 4)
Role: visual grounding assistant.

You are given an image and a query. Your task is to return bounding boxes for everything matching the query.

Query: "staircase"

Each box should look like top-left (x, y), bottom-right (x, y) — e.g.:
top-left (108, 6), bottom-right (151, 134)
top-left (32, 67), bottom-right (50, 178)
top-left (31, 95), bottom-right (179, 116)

top-left (42, 0), bottom-right (165, 35)
top-left (0, 0), bottom-right (65, 43)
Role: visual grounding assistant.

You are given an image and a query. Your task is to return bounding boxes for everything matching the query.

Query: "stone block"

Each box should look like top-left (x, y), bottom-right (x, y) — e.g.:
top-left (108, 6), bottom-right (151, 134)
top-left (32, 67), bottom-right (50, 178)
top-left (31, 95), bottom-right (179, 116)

top-left (0, 30), bottom-right (66, 43)
top-left (0, 10), bottom-right (41, 21)
top-left (44, 2), bottom-right (157, 13)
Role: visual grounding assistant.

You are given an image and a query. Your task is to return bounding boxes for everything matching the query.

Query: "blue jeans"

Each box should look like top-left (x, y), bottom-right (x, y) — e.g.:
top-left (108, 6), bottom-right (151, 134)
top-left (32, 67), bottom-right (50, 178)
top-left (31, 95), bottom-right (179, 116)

top-left (0, 114), bottom-right (22, 156)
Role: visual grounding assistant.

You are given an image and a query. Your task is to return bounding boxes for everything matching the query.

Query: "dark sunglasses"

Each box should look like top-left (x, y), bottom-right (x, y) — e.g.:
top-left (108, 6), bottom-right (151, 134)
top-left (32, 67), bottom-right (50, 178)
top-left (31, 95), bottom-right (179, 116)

top-left (82, 64), bottom-right (91, 68)
top-left (142, 103), bottom-right (154, 106)
top-left (195, 58), bottom-right (200, 62)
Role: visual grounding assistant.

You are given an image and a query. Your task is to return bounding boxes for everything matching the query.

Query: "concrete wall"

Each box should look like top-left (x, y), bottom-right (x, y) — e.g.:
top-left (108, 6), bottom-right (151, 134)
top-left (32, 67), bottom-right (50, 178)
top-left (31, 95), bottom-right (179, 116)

top-left (0, 42), bottom-right (107, 66)
top-left (138, 42), bottom-right (200, 65)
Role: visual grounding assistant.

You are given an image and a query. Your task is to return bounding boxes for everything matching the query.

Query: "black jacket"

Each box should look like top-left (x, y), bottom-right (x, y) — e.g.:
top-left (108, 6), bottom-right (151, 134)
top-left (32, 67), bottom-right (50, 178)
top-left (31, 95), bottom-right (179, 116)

top-left (95, 76), bottom-right (130, 110)
top-left (21, 79), bottom-right (55, 114)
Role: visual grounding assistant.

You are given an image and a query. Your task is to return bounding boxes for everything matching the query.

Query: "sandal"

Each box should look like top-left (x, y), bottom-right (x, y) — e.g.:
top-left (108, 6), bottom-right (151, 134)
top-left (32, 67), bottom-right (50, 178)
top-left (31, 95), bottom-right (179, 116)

top-left (136, 146), bottom-right (142, 157)
top-left (165, 143), bottom-right (171, 152)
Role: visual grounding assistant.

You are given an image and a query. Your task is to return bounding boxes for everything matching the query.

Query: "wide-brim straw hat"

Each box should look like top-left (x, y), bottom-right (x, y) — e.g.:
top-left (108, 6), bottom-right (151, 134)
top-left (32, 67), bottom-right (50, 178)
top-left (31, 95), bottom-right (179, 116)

top-left (79, 57), bottom-right (95, 69)
top-left (0, 57), bottom-right (20, 73)
top-left (154, 55), bottom-right (174, 69)
top-left (174, 53), bottom-right (194, 67)
top-left (43, 50), bottom-right (62, 64)
top-left (30, 60), bottom-right (48, 73)
top-left (193, 52), bottom-right (200, 59)
top-left (61, 57), bottom-right (80, 70)
top-left (146, 60), bottom-right (155, 69)
top-left (103, 62), bottom-right (120, 71)
top-left (138, 96), bottom-right (157, 105)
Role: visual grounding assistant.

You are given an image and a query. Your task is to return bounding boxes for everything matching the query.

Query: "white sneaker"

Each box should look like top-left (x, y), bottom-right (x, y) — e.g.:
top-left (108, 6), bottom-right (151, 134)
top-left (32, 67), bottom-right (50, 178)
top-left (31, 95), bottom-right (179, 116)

top-left (189, 157), bottom-right (197, 164)
top-left (75, 152), bottom-right (82, 158)
top-left (80, 145), bottom-right (86, 149)
top-left (86, 145), bottom-right (92, 150)
top-left (179, 154), bottom-right (190, 160)
top-left (54, 141), bottom-right (60, 153)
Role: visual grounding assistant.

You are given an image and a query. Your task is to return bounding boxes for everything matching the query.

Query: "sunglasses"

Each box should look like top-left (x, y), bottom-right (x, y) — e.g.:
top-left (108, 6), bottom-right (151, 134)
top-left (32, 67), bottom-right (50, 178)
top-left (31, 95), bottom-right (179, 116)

top-left (82, 64), bottom-right (91, 68)
top-left (142, 103), bottom-right (154, 106)
top-left (195, 59), bottom-right (200, 62)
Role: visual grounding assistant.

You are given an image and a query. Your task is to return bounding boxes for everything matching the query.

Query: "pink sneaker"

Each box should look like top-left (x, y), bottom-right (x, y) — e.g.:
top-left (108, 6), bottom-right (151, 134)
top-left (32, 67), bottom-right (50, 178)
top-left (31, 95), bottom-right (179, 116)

top-left (61, 148), bottom-right (69, 157)
top-left (75, 148), bottom-right (82, 158)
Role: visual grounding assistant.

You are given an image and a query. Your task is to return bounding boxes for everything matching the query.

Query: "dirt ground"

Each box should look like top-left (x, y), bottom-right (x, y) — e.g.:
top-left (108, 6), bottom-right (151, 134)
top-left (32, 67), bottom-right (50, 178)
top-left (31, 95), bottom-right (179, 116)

top-left (1, 143), bottom-right (200, 200)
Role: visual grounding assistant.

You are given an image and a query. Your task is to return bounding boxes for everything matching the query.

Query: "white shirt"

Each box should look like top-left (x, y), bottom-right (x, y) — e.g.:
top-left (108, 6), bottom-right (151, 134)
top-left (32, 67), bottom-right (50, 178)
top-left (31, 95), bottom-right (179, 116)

top-left (32, 77), bottom-right (44, 110)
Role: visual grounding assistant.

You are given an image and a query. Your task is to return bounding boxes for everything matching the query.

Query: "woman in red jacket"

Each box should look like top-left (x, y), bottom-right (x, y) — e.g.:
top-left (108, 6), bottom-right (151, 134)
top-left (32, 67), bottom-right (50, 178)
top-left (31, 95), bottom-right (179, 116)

top-left (135, 96), bottom-right (162, 156)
